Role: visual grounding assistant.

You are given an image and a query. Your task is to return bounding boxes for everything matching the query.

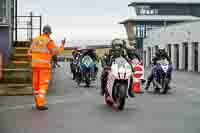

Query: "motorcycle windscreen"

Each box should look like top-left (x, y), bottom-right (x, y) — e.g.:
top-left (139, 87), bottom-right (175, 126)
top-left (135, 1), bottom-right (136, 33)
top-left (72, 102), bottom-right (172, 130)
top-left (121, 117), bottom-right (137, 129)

top-left (111, 57), bottom-right (132, 79)
top-left (158, 59), bottom-right (169, 73)
top-left (81, 55), bottom-right (94, 68)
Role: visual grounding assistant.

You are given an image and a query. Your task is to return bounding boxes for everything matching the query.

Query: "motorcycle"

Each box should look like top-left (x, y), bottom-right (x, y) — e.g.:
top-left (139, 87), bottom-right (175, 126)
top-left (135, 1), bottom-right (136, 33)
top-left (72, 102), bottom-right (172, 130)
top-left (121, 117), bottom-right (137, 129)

top-left (76, 55), bottom-right (95, 87)
top-left (104, 56), bottom-right (133, 110)
top-left (152, 59), bottom-right (173, 94)
top-left (70, 58), bottom-right (79, 80)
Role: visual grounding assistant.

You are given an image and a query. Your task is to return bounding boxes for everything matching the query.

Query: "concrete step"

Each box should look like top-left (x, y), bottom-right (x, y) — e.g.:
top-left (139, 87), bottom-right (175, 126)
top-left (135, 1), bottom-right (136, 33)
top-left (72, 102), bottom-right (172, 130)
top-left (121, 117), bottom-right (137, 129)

top-left (12, 48), bottom-right (29, 56)
top-left (11, 61), bottom-right (29, 64)
top-left (11, 57), bottom-right (29, 62)
top-left (13, 41), bottom-right (31, 47)
top-left (4, 62), bottom-right (31, 69)
top-left (0, 68), bottom-right (32, 83)
top-left (0, 83), bottom-right (32, 96)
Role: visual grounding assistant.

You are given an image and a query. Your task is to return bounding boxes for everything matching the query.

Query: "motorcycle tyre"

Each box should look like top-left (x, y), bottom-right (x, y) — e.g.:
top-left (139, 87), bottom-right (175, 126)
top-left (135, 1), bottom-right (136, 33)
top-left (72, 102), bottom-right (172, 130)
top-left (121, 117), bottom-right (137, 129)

top-left (85, 72), bottom-right (90, 88)
top-left (117, 84), bottom-right (127, 111)
top-left (154, 87), bottom-right (160, 94)
top-left (72, 72), bottom-right (76, 80)
top-left (75, 72), bottom-right (81, 86)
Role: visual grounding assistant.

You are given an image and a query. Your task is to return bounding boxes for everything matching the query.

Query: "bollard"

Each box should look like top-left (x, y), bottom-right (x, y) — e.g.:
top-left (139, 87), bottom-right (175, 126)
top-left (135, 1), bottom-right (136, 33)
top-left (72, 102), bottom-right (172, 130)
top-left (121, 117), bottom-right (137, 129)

top-left (132, 64), bottom-right (144, 93)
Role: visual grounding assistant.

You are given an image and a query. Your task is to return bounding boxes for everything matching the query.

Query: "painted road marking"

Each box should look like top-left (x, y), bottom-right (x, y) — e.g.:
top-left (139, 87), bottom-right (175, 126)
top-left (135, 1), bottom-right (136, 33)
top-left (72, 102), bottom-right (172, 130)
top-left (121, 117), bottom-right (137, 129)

top-left (0, 63), bottom-right (99, 112)
top-left (187, 88), bottom-right (200, 96)
top-left (184, 88), bottom-right (200, 103)
top-left (0, 91), bottom-right (94, 113)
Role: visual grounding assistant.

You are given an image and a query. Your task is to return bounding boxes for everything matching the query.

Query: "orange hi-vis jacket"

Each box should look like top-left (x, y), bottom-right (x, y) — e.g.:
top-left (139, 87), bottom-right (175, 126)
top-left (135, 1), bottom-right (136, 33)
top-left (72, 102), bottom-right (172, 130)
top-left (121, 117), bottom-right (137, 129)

top-left (28, 34), bottom-right (64, 68)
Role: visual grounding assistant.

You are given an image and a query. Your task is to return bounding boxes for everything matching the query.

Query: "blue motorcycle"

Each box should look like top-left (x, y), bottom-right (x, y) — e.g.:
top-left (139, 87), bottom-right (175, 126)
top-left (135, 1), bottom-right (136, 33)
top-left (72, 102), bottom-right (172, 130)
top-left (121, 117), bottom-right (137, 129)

top-left (152, 59), bottom-right (173, 94)
top-left (76, 55), bottom-right (95, 87)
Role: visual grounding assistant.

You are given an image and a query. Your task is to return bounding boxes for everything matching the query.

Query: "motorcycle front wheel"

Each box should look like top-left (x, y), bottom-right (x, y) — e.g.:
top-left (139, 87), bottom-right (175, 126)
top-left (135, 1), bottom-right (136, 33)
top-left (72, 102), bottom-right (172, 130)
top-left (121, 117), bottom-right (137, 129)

top-left (75, 72), bottom-right (81, 86)
top-left (72, 71), bottom-right (76, 80)
top-left (161, 77), bottom-right (170, 94)
top-left (85, 72), bottom-right (90, 87)
top-left (116, 83), bottom-right (127, 110)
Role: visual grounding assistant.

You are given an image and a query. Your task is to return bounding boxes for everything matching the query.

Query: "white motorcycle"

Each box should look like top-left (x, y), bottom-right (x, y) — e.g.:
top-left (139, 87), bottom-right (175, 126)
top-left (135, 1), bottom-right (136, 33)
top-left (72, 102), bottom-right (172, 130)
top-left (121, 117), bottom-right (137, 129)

top-left (104, 57), bottom-right (133, 110)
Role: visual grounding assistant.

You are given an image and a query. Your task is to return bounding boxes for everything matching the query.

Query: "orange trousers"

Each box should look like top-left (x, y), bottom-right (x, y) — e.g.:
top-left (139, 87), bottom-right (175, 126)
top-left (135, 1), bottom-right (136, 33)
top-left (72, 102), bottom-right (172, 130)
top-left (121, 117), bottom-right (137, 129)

top-left (32, 67), bottom-right (51, 107)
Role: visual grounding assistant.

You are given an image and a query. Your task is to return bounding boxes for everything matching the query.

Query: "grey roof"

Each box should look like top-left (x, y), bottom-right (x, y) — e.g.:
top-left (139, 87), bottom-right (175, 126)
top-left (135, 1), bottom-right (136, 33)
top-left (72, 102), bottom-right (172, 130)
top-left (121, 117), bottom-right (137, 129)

top-left (129, 0), bottom-right (200, 6)
top-left (86, 45), bottom-right (111, 49)
top-left (65, 45), bottom-right (111, 49)
top-left (120, 15), bottom-right (200, 24)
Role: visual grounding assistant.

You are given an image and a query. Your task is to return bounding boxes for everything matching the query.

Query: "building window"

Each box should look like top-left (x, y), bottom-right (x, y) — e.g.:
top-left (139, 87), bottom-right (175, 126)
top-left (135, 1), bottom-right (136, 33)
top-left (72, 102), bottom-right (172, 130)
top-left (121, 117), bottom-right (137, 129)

top-left (140, 8), bottom-right (158, 15)
top-left (0, 0), bottom-right (6, 17)
top-left (155, 45), bottom-right (159, 52)
top-left (135, 25), bottom-right (146, 38)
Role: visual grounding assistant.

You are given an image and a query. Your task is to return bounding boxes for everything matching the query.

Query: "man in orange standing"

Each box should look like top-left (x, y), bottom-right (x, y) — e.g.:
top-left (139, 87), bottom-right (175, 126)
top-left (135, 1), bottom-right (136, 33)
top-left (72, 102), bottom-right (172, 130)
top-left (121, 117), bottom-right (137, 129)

top-left (28, 25), bottom-right (66, 110)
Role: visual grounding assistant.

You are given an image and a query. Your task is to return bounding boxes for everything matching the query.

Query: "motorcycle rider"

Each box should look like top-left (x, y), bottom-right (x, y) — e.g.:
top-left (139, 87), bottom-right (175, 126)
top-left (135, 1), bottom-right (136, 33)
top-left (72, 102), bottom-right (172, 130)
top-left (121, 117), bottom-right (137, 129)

top-left (79, 48), bottom-right (98, 80)
top-left (121, 40), bottom-right (143, 96)
top-left (100, 49), bottom-right (112, 95)
top-left (144, 48), bottom-right (172, 91)
top-left (72, 48), bottom-right (80, 60)
top-left (70, 48), bottom-right (80, 71)
top-left (100, 39), bottom-right (135, 97)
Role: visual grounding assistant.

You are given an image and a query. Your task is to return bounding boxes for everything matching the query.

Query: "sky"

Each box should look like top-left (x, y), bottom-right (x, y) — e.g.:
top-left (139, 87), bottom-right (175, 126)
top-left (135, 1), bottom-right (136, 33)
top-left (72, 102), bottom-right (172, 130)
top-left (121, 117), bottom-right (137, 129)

top-left (18, 0), bottom-right (136, 42)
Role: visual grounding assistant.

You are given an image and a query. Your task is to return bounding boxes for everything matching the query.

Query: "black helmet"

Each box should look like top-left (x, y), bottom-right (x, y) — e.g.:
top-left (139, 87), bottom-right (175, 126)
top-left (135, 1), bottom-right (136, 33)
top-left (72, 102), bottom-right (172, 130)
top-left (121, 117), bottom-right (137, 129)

top-left (43, 25), bottom-right (52, 34)
top-left (111, 39), bottom-right (123, 48)
top-left (155, 48), bottom-right (165, 57)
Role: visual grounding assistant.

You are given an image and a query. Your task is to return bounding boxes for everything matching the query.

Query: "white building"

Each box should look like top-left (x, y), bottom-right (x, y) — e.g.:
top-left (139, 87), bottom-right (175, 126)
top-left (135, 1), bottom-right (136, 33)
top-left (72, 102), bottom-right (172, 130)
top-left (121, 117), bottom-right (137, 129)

top-left (143, 21), bottom-right (200, 72)
top-left (0, 0), bottom-right (14, 62)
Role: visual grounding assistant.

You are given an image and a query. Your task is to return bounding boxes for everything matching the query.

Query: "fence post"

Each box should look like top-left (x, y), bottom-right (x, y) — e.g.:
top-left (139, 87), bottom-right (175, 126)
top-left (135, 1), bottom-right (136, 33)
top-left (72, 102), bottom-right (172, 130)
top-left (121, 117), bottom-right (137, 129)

top-left (40, 15), bottom-right (42, 35)
top-left (30, 12), bottom-right (33, 42)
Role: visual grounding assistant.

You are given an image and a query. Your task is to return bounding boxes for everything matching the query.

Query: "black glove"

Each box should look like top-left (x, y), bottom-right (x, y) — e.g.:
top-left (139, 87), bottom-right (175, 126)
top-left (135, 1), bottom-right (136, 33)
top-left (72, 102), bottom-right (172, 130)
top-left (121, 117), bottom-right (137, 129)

top-left (62, 38), bottom-right (66, 46)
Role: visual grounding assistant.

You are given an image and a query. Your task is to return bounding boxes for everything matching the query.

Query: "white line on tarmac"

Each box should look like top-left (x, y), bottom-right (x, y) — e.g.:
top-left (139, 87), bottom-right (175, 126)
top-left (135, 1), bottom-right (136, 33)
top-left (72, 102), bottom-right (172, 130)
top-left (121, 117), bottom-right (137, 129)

top-left (0, 90), bottom-right (94, 112)
top-left (187, 88), bottom-right (200, 95)
top-left (187, 88), bottom-right (196, 91)
top-left (0, 63), bottom-right (99, 112)
top-left (0, 85), bottom-right (96, 112)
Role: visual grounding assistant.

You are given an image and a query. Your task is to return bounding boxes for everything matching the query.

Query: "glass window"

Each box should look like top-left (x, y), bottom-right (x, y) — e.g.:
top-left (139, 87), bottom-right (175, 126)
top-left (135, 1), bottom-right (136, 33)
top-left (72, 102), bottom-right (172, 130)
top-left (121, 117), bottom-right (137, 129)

top-left (154, 9), bottom-right (158, 14)
top-left (0, 0), bottom-right (6, 17)
top-left (140, 8), bottom-right (146, 15)
top-left (146, 10), bottom-right (150, 15)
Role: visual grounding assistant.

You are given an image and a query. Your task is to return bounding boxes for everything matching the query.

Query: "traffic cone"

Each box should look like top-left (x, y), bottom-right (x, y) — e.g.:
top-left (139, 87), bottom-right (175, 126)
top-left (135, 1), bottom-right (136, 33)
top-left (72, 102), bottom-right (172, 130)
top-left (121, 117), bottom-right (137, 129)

top-left (132, 78), bottom-right (143, 93)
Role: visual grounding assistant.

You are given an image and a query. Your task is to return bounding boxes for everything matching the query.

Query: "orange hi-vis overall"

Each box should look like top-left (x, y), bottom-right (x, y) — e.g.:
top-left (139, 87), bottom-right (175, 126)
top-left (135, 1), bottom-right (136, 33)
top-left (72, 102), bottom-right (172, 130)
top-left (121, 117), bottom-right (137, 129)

top-left (28, 34), bottom-right (64, 107)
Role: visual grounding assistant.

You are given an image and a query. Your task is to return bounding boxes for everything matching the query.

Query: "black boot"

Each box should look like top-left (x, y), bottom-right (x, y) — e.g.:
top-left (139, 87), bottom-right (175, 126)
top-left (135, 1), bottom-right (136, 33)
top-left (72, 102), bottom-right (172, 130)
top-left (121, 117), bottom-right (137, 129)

top-left (100, 80), bottom-right (106, 96)
top-left (144, 81), bottom-right (150, 91)
top-left (128, 77), bottom-right (135, 97)
top-left (145, 71), bottom-right (154, 91)
top-left (36, 105), bottom-right (48, 111)
top-left (128, 88), bottom-right (135, 97)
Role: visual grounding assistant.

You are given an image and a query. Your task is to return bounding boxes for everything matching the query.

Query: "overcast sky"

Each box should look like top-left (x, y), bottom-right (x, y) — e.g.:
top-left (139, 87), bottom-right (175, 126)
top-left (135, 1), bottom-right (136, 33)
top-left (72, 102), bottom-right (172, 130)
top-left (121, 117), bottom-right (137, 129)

top-left (18, 0), bottom-right (136, 42)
